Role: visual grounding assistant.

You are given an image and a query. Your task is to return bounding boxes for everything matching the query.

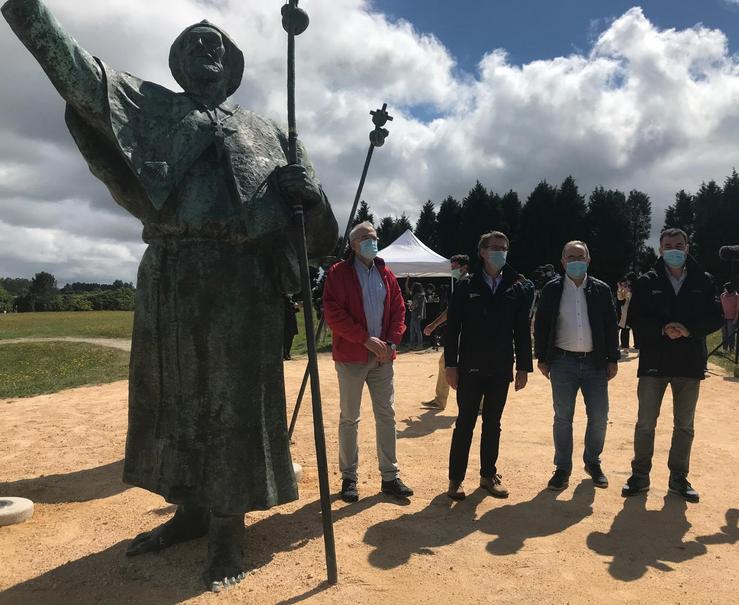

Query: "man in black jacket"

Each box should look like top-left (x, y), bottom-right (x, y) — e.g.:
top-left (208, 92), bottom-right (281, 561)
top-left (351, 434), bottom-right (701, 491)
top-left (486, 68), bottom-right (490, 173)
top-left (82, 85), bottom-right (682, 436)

top-left (445, 231), bottom-right (533, 500)
top-left (535, 241), bottom-right (620, 491)
top-left (622, 228), bottom-right (723, 503)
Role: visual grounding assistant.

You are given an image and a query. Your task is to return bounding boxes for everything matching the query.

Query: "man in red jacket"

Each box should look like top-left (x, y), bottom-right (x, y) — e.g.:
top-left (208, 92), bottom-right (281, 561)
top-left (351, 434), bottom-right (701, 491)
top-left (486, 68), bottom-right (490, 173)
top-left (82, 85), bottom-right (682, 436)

top-left (323, 221), bottom-right (414, 502)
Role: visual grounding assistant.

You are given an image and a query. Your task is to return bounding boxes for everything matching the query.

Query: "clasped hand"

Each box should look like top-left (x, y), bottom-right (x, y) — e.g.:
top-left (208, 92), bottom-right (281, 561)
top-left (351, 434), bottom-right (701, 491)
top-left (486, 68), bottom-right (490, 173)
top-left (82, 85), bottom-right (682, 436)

top-left (365, 337), bottom-right (392, 362)
top-left (272, 164), bottom-right (322, 208)
top-left (664, 322), bottom-right (690, 340)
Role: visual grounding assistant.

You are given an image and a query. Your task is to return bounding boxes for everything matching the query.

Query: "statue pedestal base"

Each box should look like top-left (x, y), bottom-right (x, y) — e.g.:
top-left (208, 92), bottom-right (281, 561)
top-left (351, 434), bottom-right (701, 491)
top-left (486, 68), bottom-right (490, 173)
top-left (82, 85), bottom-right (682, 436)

top-left (292, 462), bottom-right (304, 483)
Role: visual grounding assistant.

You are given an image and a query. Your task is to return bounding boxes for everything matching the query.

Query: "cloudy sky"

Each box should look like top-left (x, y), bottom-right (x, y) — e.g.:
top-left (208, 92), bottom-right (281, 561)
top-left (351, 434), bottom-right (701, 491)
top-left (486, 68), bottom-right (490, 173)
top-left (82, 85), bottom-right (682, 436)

top-left (1, 0), bottom-right (738, 284)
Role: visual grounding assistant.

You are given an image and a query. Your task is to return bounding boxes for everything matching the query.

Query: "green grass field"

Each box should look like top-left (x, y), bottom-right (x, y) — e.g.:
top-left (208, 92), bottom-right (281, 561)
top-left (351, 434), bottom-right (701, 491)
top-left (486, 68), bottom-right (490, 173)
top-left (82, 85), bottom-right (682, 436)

top-left (0, 311), bottom-right (134, 339)
top-left (0, 308), bottom-right (331, 398)
top-left (0, 341), bottom-right (130, 398)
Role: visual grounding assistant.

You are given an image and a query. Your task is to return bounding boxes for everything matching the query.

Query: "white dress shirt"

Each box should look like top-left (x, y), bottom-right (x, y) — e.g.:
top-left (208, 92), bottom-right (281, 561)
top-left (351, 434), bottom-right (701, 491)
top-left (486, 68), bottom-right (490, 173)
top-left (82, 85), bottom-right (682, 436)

top-left (555, 276), bottom-right (593, 353)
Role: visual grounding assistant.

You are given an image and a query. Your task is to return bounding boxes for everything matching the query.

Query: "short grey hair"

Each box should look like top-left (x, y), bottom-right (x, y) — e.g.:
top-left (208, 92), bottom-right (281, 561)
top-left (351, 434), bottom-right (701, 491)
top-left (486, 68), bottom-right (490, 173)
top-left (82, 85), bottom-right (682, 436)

top-left (562, 240), bottom-right (590, 259)
top-left (349, 221), bottom-right (375, 241)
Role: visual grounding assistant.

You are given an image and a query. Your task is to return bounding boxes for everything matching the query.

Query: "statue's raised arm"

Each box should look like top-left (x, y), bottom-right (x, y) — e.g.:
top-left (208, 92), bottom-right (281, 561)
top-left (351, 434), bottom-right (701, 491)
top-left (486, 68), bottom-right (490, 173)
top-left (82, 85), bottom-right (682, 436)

top-left (2, 0), bottom-right (105, 123)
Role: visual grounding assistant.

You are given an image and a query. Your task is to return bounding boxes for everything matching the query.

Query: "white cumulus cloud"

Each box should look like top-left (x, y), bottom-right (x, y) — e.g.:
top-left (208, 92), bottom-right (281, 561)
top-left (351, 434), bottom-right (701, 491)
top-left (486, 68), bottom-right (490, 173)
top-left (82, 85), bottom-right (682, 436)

top-left (0, 2), bottom-right (738, 283)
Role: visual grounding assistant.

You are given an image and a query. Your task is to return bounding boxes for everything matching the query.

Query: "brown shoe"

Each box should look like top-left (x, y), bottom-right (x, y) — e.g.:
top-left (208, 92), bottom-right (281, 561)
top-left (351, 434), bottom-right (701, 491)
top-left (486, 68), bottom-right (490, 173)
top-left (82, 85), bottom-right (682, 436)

top-left (421, 399), bottom-right (444, 410)
top-left (447, 480), bottom-right (466, 500)
top-left (480, 474), bottom-right (509, 498)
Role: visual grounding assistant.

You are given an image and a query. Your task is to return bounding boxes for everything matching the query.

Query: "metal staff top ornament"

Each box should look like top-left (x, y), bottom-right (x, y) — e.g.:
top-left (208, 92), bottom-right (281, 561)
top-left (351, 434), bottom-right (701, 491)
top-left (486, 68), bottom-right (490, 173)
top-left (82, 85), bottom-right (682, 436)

top-left (369, 103), bottom-right (393, 147)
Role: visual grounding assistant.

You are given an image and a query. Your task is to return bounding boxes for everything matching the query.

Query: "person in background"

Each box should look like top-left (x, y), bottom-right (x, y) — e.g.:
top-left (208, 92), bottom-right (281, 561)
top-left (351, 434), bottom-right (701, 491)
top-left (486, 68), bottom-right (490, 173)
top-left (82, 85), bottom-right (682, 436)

top-left (283, 295), bottom-right (299, 361)
top-left (622, 228), bottom-right (723, 503)
top-left (535, 241), bottom-right (620, 491)
top-left (421, 254), bottom-right (470, 410)
top-left (409, 282), bottom-right (427, 350)
top-left (322, 221), bottom-right (413, 503)
top-left (617, 278), bottom-right (632, 352)
top-left (720, 281), bottom-right (739, 353)
top-left (445, 232), bottom-right (532, 500)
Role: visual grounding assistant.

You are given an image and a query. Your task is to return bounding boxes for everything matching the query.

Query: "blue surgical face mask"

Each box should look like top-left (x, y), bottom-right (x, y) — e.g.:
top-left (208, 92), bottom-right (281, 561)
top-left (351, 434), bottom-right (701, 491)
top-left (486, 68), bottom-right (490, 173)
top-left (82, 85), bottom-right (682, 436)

top-left (359, 238), bottom-right (378, 260)
top-left (451, 268), bottom-right (462, 280)
top-left (565, 261), bottom-right (588, 280)
top-left (486, 250), bottom-right (507, 269)
top-left (662, 249), bottom-right (686, 268)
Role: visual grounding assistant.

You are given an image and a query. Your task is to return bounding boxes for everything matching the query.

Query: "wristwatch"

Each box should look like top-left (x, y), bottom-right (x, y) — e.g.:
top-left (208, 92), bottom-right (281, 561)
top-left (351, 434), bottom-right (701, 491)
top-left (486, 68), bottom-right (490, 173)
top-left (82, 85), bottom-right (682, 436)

top-left (385, 341), bottom-right (397, 352)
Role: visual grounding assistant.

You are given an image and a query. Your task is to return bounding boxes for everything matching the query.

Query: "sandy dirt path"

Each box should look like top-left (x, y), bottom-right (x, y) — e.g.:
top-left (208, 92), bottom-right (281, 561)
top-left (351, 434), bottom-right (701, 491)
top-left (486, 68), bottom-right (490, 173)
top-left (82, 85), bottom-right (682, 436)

top-left (0, 350), bottom-right (737, 604)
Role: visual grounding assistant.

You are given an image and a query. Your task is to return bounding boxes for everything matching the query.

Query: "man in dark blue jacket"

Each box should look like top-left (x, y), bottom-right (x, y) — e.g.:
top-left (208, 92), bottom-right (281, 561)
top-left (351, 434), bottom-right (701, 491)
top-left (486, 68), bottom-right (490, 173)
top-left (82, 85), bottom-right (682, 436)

top-left (622, 228), bottom-right (723, 503)
top-left (535, 241), bottom-right (620, 491)
top-left (444, 231), bottom-right (533, 500)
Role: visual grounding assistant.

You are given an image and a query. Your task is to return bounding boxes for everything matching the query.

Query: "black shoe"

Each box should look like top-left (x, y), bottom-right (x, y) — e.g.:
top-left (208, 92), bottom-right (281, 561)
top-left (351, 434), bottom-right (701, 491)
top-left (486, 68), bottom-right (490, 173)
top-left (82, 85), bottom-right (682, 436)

top-left (547, 469), bottom-right (570, 491)
top-left (621, 474), bottom-right (650, 497)
top-left (584, 464), bottom-right (609, 488)
top-left (668, 475), bottom-right (699, 503)
top-left (381, 477), bottom-right (414, 498)
top-left (340, 479), bottom-right (358, 503)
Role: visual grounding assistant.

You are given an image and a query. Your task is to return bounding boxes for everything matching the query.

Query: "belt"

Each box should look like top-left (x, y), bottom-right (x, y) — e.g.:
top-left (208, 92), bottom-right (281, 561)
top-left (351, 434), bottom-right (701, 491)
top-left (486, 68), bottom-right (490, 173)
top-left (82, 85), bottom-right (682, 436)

top-left (554, 347), bottom-right (593, 359)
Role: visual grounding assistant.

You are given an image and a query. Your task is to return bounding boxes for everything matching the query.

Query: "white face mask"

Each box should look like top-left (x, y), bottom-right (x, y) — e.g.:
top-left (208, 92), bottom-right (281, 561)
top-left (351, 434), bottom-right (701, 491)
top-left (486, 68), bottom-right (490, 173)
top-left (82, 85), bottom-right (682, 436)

top-left (451, 268), bottom-right (462, 280)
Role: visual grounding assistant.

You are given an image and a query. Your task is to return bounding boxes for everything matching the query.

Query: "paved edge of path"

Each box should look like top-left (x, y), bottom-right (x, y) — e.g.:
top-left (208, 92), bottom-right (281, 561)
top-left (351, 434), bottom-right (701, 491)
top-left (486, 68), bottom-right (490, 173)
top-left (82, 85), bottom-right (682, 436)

top-left (0, 337), bottom-right (132, 352)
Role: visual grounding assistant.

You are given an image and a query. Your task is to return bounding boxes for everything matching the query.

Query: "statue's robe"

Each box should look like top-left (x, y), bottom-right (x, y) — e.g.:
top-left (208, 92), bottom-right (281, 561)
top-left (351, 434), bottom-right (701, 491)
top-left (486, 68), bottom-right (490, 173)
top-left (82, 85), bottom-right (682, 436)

top-left (3, 0), bottom-right (338, 514)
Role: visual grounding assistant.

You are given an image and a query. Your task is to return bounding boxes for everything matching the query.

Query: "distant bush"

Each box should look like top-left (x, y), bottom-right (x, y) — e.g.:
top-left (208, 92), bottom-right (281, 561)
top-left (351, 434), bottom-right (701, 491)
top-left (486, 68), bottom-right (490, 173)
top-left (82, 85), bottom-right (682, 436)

top-left (48, 287), bottom-right (135, 312)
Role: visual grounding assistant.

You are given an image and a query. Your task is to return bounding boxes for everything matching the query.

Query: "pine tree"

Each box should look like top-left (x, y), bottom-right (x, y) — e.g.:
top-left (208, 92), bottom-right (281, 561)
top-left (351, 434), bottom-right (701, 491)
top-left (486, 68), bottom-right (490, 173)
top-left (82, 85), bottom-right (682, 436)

top-left (553, 176), bottom-right (588, 245)
top-left (693, 180), bottom-right (724, 277)
top-left (415, 201), bottom-right (438, 250)
top-left (353, 200), bottom-right (374, 227)
top-left (376, 216), bottom-right (396, 249)
top-left (517, 180), bottom-right (558, 275)
top-left (500, 190), bottom-right (522, 243)
top-left (625, 189), bottom-right (652, 272)
top-left (459, 181), bottom-right (502, 260)
top-left (436, 196), bottom-right (463, 258)
top-left (663, 190), bottom-right (695, 239)
top-left (587, 187), bottom-right (631, 286)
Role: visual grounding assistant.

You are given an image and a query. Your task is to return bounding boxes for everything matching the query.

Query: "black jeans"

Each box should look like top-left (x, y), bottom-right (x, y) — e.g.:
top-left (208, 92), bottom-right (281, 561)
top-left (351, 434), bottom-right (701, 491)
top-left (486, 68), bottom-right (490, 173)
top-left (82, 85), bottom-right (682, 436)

top-left (448, 371), bottom-right (510, 482)
top-left (620, 327), bottom-right (630, 348)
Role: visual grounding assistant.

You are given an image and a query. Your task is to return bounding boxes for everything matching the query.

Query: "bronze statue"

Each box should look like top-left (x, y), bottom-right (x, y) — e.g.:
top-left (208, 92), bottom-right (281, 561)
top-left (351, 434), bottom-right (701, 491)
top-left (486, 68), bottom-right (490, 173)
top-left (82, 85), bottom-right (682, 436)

top-left (2, 0), bottom-right (338, 592)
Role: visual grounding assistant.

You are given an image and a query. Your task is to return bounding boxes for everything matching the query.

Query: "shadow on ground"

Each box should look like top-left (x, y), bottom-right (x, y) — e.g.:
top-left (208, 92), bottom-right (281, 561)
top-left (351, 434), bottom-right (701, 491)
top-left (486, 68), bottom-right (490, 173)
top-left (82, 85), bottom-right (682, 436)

top-left (587, 494), bottom-right (709, 581)
top-left (397, 409), bottom-right (455, 439)
top-left (0, 460), bottom-right (127, 504)
top-left (0, 494), bottom-right (386, 605)
top-left (364, 481), bottom-right (595, 569)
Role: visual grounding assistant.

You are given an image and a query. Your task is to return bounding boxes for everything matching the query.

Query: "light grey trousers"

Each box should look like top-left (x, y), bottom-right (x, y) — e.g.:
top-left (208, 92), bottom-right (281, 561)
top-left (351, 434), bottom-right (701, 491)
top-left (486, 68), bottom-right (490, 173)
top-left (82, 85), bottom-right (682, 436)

top-left (335, 359), bottom-right (399, 482)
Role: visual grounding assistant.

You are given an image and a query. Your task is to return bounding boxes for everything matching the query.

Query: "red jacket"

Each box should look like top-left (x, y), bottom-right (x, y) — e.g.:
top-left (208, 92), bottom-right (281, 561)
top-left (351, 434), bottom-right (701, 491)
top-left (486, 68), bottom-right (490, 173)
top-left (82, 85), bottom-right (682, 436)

top-left (322, 256), bottom-right (406, 362)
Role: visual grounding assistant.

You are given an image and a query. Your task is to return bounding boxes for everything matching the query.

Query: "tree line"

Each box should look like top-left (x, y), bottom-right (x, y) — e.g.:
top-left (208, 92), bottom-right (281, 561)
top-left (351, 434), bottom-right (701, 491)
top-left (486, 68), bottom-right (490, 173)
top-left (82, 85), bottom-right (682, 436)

top-left (0, 274), bottom-right (135, 313)
top-left (354, 170), bottom-right (739, 288)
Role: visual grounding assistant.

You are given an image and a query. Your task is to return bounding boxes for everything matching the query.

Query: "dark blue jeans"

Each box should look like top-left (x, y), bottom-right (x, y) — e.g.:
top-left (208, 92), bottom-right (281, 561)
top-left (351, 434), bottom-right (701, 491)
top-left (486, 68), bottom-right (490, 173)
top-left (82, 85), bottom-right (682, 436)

top-left (549, 353), bottom-right (609, 472)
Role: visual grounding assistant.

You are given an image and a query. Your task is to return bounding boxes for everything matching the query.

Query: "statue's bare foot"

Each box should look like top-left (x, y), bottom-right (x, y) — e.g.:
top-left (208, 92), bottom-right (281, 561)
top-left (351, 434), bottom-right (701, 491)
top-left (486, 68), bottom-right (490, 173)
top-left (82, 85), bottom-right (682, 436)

top-left (126, 503), bottom-right (209, 557)
top-left (203, 513), bottom-right (246, 592)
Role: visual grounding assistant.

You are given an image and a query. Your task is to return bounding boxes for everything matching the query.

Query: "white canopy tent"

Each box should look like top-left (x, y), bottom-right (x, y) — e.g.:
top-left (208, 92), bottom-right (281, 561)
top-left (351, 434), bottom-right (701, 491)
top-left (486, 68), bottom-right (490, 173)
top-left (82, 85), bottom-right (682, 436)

top-left (378, 229), bottom-right (451, 277)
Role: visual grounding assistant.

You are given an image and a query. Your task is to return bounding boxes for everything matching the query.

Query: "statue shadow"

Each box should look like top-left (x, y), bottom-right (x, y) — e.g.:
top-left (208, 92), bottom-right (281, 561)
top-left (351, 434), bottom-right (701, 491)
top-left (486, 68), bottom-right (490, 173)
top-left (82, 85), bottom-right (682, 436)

top-left (0, 494), bottom-right (382, 605)
top-left (586, 495), bottom-right (708, 581)
top-left (0, 539), bottom-right (205, 605)
top-left (0, 460), bottom-right (127, 503)
top-left (364, 482), bottom-right (595, 570)
top-left (397, 409), bottom-right (455, 439)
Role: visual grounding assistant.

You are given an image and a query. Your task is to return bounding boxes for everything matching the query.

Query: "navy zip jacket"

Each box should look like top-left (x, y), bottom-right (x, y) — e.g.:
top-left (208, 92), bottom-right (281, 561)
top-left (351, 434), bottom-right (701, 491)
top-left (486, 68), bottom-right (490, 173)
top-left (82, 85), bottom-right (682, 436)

top-left (444, 264), bottom-right (533, 381)
top-left (627, 256), bottom-right (723, 379)
top-left (534, 274), bottom-right (620, 368)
